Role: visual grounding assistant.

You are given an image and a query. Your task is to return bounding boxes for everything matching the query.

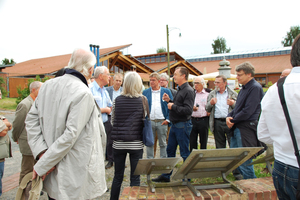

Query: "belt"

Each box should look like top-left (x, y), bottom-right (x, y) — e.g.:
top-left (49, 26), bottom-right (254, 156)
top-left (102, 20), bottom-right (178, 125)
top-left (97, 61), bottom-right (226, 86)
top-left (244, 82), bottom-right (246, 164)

top-left (192, 116), bottom-right (208, 120)
top-left (151, 119), bottom-right (165, 123)
top-left (215, 118), bottom-right (226, 121)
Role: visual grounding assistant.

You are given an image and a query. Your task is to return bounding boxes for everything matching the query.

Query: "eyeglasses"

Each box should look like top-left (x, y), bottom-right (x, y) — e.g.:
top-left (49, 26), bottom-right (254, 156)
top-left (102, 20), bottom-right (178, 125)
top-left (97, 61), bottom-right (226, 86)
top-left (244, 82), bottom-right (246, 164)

top-left (236, 73), bottom-right (245, 77)
top-left (214, 81), bottom-right (222, 84)
top-left (160, 79), bottom-right (167, 82)
top-left (194, 82), bottom-right (200, 84)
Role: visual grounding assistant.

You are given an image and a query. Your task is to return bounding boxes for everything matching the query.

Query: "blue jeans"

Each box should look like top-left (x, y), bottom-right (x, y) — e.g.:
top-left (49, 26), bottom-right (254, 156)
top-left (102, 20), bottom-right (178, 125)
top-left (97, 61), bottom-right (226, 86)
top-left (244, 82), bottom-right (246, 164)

top-left (230, 128), bottom-right (256, 179)
top-left (272, 159), bottom-right (299, 200)
top-left (161, 120), bottom-right (193, 180)
top-left (0, 161), bottom-right (4, 196)
top-left (110, 148), bottom-right (143, 200)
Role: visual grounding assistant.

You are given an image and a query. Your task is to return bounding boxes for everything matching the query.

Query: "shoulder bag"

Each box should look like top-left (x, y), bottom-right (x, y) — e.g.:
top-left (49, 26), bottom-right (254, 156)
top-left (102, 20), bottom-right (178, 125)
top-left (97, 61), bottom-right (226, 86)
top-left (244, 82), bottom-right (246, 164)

top-left (141, 96), bottom-right (154, 147)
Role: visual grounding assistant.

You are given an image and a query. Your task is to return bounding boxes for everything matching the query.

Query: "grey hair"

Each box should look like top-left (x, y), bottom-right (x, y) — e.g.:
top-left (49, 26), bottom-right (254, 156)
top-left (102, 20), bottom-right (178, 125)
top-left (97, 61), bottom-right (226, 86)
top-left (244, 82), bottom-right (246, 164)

top-left (30, 81), bottom-right (42, 93)
top-left (66, 49), bottom-right (96, 77)
top-left (194, 76), bottom-right (206, 86)
top-left (113, 73), bottom-right (123, 80)
top-left (94, 66), bottom-right (108, 78)
top-left (121, 71), bottom-right (143, 98)
top-left (160, 73), bottom-right (169, 81)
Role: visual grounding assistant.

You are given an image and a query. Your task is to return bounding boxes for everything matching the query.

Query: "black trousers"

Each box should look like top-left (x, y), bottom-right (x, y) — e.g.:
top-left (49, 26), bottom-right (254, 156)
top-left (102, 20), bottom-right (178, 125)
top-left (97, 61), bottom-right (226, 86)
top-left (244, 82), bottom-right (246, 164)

top-left (104, 115), bottom-right (113, 162)
top-left (214, 119), bottom-right (232, 149)
top-left (190, 117), bottom-right (209, 151)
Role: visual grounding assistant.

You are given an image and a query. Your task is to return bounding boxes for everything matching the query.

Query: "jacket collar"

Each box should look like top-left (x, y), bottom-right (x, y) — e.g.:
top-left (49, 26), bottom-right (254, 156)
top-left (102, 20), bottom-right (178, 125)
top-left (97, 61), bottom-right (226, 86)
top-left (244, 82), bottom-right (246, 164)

top-left (64, 68), bottom-right (88, 87)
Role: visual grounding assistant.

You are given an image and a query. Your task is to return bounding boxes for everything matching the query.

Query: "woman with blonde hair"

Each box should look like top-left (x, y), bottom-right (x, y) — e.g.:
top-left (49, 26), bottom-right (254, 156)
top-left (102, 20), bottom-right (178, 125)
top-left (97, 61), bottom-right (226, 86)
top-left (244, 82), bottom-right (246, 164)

top-left (110, 71), bottom-right (145, 200)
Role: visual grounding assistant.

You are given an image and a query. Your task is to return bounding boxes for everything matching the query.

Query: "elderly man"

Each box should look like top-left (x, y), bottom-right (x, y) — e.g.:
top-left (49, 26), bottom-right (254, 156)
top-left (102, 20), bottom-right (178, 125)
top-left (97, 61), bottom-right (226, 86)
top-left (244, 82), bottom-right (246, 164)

top-left (0, 116), bottom-right (12, 197)
top-left (258, 35), bottom-right (300, 199)
top-left (160, 72), bottom-right (177, 97)
top-left (105, 73), bottom-right (123, 168)
top-left (26, 49), bottom-right (107, 200)
top-left (152, 67), bottom-right (194, 182)
top-left (143, 72), bottom-right (173, 158)
top-left (12, 81), bottom-right (42, 184)
top-left (190, 76), bottom-right (210, 150)
top-left (226, 62), bottom-right (264, 179)
top-left (280, 68), bottom-right (292, 78)
top-left (206, 75), bottom-right (237, 149)
top-left (90, 66), bottom-right (113, 169)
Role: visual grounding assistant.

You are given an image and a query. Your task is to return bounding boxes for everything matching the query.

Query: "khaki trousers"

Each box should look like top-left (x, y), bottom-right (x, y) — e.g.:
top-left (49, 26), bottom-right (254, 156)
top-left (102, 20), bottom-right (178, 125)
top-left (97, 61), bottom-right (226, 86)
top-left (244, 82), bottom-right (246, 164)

top-left (19, 155), bottom-right (35, 184)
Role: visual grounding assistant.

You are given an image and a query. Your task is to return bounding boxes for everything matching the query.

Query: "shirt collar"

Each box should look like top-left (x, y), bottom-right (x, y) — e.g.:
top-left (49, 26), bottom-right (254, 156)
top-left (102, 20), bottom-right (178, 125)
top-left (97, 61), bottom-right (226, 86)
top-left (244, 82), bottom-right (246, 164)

top-left (151, 87), bottom-right (161, 93)
top-left (242, 78), bottom-right (254, 89)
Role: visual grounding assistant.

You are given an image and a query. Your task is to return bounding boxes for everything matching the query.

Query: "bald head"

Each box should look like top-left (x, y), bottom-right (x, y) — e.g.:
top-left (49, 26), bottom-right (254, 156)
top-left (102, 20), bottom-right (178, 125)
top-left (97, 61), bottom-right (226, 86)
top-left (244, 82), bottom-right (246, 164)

top-left (280, 69), bottom-right (292, 78)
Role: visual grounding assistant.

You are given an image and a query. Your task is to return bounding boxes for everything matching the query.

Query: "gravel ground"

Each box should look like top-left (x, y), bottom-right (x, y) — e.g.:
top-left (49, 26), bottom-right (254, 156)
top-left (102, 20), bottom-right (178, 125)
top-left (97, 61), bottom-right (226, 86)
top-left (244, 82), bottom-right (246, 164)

top-left (0, 111), bottom-right (215, 199)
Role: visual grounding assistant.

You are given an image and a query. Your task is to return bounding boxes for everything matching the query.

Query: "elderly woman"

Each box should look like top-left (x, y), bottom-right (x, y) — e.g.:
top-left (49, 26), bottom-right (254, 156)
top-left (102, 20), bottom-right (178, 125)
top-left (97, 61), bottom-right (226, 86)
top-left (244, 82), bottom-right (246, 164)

top-left (110, 71), bottom-right (145, 200)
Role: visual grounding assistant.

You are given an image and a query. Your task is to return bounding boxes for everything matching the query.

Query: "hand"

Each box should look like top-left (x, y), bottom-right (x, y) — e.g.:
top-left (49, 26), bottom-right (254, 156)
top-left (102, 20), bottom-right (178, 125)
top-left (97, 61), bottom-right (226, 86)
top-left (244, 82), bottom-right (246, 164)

top-left (210, 98), bottom-right (217, 105)
top-left (3, 119), bottom-right (12, 130)
top-left (161, 120), bottom-right (169, 125)
top-left (0, 126), bottom-right (8, 137)
top-left (167, 103), bottom-right (173, 110)
top-left (162, 93), bottom-right (170, 102)
top-left (227, 99), bottom-right (235, 106)
top-left (33, 153), bottom-right (56, 181)
top-left (193, 106), bottom-right (199, 111)
top-left (226, 117), bottom-right (234, 129)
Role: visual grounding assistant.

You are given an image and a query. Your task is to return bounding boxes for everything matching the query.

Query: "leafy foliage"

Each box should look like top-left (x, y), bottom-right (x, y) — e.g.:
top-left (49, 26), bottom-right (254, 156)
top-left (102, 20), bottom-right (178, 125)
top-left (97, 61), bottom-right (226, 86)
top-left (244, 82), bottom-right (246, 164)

top-left (282, 26), bottom-right (300, 47)
top-left (1, 58), bottom-right (15, 65)
top-left (0, 76), bottom-right (8, 97)
top-left (16, 75), bottom-right (50, 104)
top-left (156, 47), bottom-right (167, 53)
top-left (211, 36), bottom-right (231, 54)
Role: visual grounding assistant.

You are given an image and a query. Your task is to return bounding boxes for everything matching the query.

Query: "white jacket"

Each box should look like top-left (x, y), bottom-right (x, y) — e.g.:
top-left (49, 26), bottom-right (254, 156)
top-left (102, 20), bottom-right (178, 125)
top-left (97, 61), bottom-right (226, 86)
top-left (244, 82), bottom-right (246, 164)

top-left (26, 74), bottom-right (107, 200)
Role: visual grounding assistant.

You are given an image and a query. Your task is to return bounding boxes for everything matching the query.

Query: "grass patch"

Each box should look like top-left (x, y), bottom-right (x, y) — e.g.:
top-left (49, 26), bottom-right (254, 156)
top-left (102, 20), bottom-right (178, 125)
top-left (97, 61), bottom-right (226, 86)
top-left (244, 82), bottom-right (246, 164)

top-left (0, 98), bottom-right (17, 111)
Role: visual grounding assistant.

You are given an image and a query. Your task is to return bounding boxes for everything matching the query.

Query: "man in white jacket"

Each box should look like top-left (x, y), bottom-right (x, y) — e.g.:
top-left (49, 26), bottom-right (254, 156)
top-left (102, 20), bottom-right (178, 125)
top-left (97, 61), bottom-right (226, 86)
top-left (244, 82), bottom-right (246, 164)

top-left (26, 48), bottom-right (107, 200)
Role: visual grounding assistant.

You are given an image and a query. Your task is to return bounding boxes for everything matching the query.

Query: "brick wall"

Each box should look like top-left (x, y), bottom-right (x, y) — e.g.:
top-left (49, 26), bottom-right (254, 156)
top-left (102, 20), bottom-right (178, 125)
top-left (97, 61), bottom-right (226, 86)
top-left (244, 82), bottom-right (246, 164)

top-left (119, 177), bottom-right (277, 200)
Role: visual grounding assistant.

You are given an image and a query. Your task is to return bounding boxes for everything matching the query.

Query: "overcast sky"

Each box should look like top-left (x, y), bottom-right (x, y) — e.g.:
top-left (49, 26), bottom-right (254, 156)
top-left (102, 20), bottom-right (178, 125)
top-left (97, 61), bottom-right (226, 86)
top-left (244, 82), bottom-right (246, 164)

top-left (0, 0), bottom-right (299, 63)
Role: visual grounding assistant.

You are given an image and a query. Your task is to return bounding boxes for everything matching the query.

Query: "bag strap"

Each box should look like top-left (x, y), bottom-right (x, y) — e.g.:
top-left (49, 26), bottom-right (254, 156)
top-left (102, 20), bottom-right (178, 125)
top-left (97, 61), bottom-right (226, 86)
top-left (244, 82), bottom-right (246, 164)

top-left (277, 77), bottom-right (300, 167)
top-left (141, 96), bottom-right (150, 119)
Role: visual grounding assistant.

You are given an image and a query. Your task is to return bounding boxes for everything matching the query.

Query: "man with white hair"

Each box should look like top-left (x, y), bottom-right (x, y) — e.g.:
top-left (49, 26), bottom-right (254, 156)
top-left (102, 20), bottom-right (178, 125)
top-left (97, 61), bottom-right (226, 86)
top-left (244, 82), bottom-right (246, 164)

top-left (160, 72), bottom-right (177, 97)
top-left (90, 66), bottom-right (113, 169)
top-left (190, 76), bottom-right (210, 150)
top-left (12, 81), bottom-right (43, 184)
top-left (26, 48), bottom-right (107, 200)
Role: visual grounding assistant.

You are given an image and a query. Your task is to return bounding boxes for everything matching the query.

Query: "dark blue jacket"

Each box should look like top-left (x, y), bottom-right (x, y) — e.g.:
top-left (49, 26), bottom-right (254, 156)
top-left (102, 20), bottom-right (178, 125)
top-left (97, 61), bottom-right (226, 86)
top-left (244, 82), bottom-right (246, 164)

top-left (142, 87), bottom-right (173, 120)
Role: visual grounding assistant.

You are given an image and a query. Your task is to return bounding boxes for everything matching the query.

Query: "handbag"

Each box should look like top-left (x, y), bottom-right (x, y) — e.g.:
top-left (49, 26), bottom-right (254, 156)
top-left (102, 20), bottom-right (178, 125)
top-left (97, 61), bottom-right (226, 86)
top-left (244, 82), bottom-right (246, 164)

top-left (277, 77), bottom-right (300, 199)
top-left (141, 96), bottom-right (154, 147)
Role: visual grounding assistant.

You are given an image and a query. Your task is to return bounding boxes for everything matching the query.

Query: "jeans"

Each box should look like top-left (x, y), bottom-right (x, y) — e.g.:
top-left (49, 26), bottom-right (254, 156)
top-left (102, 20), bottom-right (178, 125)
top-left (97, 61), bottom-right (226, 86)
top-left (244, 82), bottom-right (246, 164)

top-left (161, 120), bottom-right (193, 180)
top-left (110, 148), bottom-right (143, 200)
top-left (230, 127), bottom-right (256, 179)
top-left (190, 117), bottom-right (209, 150)
top-left (147, 120), bottom-right (168, 158)
top-left (272, 159), bottom-right (299, 200)
top-left (0, 161), bottom-right (4, 196)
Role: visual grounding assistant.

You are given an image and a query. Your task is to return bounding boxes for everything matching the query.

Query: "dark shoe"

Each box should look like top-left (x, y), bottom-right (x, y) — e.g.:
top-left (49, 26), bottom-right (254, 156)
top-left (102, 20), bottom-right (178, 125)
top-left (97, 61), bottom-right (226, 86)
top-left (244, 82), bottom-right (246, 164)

top-left (106, 188), bottom-right (110, 192)
top-left (152, 175), bottom-right (170, 182)
top-left (234, 174), bottom-right (243, 180)
top-left (105, 162), bottom-right (113, 169)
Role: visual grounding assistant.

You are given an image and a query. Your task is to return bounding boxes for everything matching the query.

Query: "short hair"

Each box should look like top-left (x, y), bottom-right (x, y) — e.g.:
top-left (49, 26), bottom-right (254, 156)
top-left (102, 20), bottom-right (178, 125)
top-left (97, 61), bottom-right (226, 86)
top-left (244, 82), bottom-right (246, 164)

top-left (122, 72), bottom-right (143, 98)
top-left (30, 81), bottom-right (42, 93)
top-left (66, 49), bottom-right (96, 77)
top-left (176, 66), bottom-right (189, 80)
top-left (215, 75), bottom-right (227, 83)
top-left (149, 72), bottom-right (160, 80)
top-left (94, 66), bottom-right (108, 78)
top-left (160, 73), bottom-right (169, 81)
top-left (236, 62), bottom-right (255, 77)
top-left (194, 76), bottom-right (205, 86)
top-left (113, 73), bottom-right (123, 80)
top-left (291, 34), bottom-right (300, 67)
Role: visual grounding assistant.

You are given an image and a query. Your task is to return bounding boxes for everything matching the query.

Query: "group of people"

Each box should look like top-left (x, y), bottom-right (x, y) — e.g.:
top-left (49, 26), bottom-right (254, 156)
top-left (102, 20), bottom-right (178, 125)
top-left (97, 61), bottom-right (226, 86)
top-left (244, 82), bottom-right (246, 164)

top-left (1, 34), bottom-right (300, 199)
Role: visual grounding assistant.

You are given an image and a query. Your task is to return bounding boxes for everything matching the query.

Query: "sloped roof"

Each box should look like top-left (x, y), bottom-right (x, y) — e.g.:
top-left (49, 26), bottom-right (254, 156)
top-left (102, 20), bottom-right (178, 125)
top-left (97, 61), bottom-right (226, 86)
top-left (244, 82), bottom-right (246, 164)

top-left (192, 54), bottom-right (292, 75)
top-left (3, 44), bottom-right (132, 77)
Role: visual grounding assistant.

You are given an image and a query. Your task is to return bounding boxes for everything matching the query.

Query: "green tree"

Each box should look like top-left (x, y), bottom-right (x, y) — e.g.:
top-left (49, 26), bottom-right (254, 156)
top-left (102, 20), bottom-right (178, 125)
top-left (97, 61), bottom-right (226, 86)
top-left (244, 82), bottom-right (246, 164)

top-left (211, 37), bottom-right (231, 54)
top-left (282, 26), bottom-right (300, 47)
top-left (16, 75), bottom-right (50, 104)
top-left (1, 58), bottom-right (15, 65)
top-left (0, 76), bottom-right (8, 97)
top-left (156, 47), bottom-right (166, 53)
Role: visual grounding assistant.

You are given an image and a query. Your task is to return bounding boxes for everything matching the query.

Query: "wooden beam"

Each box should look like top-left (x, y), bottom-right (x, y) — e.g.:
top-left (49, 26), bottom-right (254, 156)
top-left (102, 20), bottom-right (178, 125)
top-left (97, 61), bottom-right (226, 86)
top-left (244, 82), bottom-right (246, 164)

top-left (180, 61), bottom-right (200, 75)
top-left (110, 54), bottom-right (119, 68)
top-left (118, 55), bottom-right (151, 74)
top-left (99, 52), bottom-right (120, 63)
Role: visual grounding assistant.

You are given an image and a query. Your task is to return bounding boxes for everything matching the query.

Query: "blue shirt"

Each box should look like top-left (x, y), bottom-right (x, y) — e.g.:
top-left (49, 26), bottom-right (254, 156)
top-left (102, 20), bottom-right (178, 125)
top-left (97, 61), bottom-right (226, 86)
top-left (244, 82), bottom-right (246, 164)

top-left (227, 78), bottom-right (264, 124)
top-left (90, 81), bottom-right (112, 123)
top-left (215, 88), bottom-right (229, 118)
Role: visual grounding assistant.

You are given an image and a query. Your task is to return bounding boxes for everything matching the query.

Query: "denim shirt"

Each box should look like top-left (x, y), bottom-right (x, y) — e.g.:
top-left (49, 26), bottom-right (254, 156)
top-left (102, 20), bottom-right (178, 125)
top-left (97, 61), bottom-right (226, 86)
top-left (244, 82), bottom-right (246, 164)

top-left (90, 81), bottom-right (112, 123)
